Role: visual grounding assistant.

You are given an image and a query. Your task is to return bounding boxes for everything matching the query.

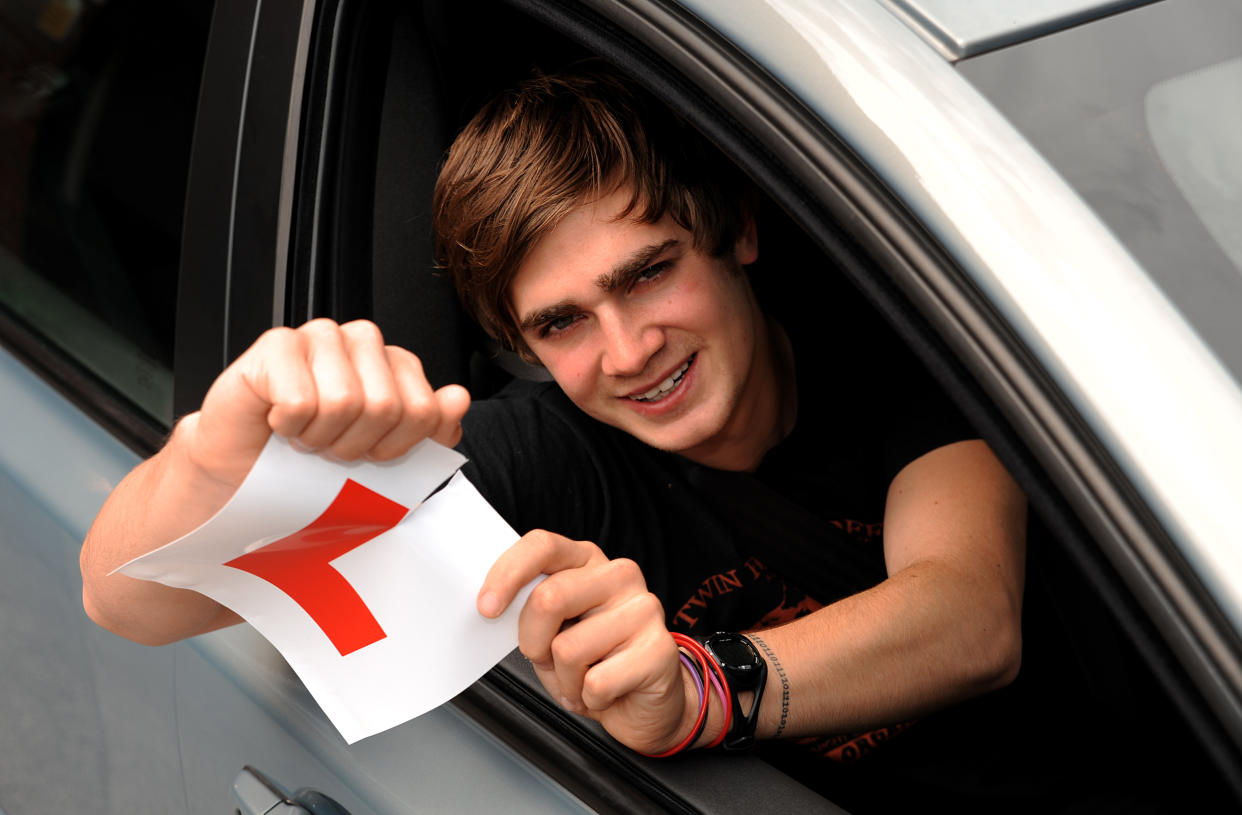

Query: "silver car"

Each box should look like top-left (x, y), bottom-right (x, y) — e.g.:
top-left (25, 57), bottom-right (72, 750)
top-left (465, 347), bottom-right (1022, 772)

top-left (2, 0), bottom-right (1239, 811)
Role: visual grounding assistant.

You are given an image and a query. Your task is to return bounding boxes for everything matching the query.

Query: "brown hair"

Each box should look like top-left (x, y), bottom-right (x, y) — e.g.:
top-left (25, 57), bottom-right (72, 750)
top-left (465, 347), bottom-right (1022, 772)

top-left (432, 64), bottom-right (751, 357)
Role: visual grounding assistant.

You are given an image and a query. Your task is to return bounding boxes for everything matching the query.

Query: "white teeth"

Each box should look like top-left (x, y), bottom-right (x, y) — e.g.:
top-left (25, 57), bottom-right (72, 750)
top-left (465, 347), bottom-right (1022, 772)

top-left (631, 358), bottom-right (692, 402)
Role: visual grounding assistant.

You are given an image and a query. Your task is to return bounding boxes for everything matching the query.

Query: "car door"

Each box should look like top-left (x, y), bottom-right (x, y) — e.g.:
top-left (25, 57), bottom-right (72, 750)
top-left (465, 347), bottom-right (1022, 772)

top-left (0, 2), bottom-right (205, 811)
top-left (0, 1), bottom-right (595, 812)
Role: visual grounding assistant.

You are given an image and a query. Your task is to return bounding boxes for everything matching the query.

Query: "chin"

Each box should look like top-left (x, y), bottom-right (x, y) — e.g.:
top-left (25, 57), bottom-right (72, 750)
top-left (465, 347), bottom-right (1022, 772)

top-left (626, 414), bottom-right (726, 456)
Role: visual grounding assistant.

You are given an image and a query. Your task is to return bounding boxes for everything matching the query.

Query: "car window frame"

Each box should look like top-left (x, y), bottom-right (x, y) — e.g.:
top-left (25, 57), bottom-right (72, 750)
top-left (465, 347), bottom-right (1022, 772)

top-left (514, 0), bottom-right (1242, 799)
top-left (175, 0), bottom-right (317, 417)
top-left (180, 0), bottom-right (1242, 808)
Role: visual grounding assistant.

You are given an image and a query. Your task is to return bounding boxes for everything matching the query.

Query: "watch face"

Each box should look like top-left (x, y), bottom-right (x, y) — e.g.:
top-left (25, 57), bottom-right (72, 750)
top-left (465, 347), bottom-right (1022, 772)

top-left (710, 634), bottom-right (761, 671)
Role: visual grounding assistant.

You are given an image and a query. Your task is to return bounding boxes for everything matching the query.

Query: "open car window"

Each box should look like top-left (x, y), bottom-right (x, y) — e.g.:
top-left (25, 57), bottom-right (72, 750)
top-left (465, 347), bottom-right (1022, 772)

top-left (288, 0), bottom-right (1240, 810)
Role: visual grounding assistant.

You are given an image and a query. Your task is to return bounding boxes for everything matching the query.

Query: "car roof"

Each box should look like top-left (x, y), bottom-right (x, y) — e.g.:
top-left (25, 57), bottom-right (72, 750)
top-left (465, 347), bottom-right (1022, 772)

top-left (877, 0), bottom-right (1158, 59)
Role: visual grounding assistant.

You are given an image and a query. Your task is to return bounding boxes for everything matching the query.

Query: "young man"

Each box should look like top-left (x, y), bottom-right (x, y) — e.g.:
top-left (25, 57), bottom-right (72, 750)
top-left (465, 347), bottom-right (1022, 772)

top-left (81, 67), bottom-right (1026, 804)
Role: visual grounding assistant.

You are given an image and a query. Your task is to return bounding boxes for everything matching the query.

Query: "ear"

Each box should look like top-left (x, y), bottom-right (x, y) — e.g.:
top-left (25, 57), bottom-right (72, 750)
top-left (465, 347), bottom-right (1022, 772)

top-left (733, 211), bottom-right (758, 266)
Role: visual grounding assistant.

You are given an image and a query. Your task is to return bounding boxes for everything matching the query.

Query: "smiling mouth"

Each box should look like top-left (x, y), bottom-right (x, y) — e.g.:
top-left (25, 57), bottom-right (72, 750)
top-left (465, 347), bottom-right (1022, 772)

top-left (628, 355), bottom-right (694, 403)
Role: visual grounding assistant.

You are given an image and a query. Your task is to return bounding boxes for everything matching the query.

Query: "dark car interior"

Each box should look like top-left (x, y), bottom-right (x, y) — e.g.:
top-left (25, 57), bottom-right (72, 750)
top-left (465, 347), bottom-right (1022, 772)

top-left (281, 0), bottom-right (1242, 810)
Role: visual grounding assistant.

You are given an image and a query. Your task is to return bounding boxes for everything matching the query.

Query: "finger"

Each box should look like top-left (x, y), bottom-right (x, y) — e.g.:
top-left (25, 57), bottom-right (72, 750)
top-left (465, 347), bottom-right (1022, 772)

top-left (518, 557), bottom-right (647, 667)
top-left (544, 588), bottom-right (668, 713)
top-left (318, 321), bottom-right (403, 459)
top-left (579, 601), bottom-right (677, 712)
top-left (477, 531), bottom-right (604, 619)
top-left (200, 326), bottom-right (316, 454)
top-left (429, 384), bottom-right (471, 448)
top-left (284, 319), bottom-right (366, 450)
top-left (365, 347), bottom-right (441, 460)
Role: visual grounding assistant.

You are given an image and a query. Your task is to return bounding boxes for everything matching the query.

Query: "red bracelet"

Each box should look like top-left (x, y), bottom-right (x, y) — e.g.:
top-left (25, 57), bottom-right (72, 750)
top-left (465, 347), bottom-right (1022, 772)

top-left (639, 634), bottom-right (711, 758)
top-left (676, 634), bottom-right (733, 748)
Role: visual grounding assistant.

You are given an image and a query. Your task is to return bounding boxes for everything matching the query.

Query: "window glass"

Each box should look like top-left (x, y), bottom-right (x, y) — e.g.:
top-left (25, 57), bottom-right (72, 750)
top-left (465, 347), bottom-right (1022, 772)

top-left (957, 0), bottom-right (1242, 388)
top-left (0, 0), bottom-right (213, 426)
top-left (1146, 56), bottom-right (1242, 273)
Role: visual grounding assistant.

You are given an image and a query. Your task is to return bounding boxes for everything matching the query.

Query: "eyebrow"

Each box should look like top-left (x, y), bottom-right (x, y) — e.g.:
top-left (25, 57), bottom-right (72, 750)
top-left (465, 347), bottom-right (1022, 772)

top-left (517, 238), bottom-right (681, 332)
top-left (594, 238), bottom-right (680, 292)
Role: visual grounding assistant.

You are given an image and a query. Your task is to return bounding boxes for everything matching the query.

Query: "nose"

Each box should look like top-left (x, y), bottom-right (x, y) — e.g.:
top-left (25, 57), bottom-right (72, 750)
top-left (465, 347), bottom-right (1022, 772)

top-left (598, 310), bottom-right (662, 378)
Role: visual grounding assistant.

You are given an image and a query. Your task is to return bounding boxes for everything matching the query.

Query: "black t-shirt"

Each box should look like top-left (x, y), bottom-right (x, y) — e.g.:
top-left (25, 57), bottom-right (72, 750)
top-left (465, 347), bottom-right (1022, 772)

top-left (455, 314), bottom-right (1041, 803)
top-left (454, 328), bottom-right (1187, 811)
top-left (457, 324), bottom-right (970, 636)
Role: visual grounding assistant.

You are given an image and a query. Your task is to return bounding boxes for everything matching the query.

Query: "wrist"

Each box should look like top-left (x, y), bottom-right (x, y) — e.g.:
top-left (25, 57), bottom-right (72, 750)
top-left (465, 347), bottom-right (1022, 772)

top-left (639, 633), bottom-right (716, 758)
top-left (700, 632), bottom-right (767, 750)
top-left (748, 632), bottom-right (789, 740)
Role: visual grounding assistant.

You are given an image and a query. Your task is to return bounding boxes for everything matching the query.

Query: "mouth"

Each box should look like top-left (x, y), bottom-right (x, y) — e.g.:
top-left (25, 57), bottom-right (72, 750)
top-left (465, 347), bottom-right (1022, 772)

top-left (627, 355), bottom-right (695, 403)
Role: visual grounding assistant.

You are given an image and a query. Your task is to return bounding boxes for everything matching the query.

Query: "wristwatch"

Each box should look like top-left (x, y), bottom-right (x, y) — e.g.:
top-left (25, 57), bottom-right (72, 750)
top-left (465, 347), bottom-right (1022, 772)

top-left (700, 632), bottom-right (768, 750)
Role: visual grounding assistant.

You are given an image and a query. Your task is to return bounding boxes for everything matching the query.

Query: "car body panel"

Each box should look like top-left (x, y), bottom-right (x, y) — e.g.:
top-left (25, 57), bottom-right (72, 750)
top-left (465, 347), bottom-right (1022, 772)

top-left (0, 346), bottom-right (590, 813)
top-left (677, 0), bottom-right (1242, 645)
top-left (4, 0), bottom-right (1242, 809)
top-left (877, 0), bottom-right (1157, 59)
top-left (0, 347), bottom-right (183, 813)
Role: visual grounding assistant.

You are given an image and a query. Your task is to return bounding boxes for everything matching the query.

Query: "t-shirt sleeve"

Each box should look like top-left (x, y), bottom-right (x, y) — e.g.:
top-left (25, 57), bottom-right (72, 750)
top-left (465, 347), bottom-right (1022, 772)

top-left (877, 351), bottom-right (977, 485)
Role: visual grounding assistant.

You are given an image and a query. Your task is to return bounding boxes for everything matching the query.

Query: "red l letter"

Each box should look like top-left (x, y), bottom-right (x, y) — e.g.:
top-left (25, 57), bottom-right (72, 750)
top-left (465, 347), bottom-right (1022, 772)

top-left (226, 479), bottom-right (409, 656)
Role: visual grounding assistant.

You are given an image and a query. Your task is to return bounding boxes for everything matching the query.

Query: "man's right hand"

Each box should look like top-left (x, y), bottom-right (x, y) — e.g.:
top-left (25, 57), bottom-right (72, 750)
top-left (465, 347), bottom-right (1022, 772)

top-left (80, 319), bottom-right (469, 645)
top-left (188, 318), bottom-right (470, 487)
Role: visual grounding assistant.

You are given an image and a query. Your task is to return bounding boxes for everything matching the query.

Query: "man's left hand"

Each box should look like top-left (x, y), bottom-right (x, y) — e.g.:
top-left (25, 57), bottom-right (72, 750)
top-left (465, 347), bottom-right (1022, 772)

top-left (477, 530), bottom-right (696, 755)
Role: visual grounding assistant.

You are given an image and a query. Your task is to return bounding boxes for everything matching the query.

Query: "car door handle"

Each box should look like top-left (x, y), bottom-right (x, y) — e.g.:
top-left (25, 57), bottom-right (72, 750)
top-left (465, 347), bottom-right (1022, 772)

top-left (233, 765), bottom-right (353, 815)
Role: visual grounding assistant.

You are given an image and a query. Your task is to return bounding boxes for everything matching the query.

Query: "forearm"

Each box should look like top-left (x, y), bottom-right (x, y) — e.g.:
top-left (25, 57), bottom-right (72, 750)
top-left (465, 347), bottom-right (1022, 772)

top-left (754, 558), bottom-right (1021, 739)
top-left (677, 559), bottom-right (1021, 749)
top-left (80, 414), bottom-right (241, 644)
top-left (735, 440), bottom-right (1027, 740)
top-left (80, 320), bottom-right (472, 646)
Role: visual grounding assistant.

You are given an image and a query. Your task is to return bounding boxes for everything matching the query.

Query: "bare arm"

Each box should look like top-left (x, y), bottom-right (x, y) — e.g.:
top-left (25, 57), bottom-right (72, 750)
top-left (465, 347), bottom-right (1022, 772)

top-left (81, 319), bottom-right (470, 645)
top-left (741, 439), bottom-right (1026, 739)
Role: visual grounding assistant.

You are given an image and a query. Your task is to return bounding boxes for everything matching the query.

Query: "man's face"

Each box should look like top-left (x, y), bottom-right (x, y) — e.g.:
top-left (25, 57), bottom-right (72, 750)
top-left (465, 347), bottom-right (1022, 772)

top-left (509, 187), bottom-right (777, 469)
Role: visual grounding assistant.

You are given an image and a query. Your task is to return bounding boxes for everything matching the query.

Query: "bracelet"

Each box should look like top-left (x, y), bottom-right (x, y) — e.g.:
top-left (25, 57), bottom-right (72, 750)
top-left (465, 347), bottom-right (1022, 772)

top-left (701, 649), bottom-right (732, 749)
top-left (639, 635), bottom-right (711, 758)
top-left (675, 633), bottom-right (733, 749)
top-left (679, 651), bottom-right (704, 701)
top-left (749, 633), bottom-right (789, 738)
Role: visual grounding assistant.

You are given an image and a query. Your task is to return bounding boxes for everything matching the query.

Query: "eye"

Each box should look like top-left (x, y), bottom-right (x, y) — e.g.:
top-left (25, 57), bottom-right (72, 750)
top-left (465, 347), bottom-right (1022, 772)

top-left (631, 260), bottom-right (672, 290)
top-left (538, 312), bottom-right (582, 338)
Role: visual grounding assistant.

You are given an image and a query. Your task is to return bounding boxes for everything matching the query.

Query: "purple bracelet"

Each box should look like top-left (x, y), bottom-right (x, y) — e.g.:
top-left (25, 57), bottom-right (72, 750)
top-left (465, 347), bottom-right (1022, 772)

top-left (703, 655), bottom-right (726, 711)
top-left (680, 651), bottom-right (705, 703)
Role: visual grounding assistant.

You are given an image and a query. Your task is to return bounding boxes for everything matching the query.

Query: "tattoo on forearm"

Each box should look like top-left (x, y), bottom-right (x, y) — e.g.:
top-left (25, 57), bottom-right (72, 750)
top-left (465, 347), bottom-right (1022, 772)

top-left (749, 633), bottom-right (789, 738)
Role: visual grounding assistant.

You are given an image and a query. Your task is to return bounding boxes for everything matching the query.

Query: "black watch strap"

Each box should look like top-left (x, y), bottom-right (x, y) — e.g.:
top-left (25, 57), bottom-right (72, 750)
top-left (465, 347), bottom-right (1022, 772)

top-left (700, 632), bottom-right (767, 750)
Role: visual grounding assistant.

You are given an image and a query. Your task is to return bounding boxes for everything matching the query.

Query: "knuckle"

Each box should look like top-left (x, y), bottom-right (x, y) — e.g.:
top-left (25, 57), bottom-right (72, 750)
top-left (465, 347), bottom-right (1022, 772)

top-left (341, 319), bottom-right (383, 343)
top-left (254, 325), bottom-right (299, 356)
top-left (365, 393), bottom-right (403, 426)
top-left (526, 529), bottom-right (559, 559)
top-left (396, 348), bottom-right (427, 377)
top-left (607, 557), bottom-right (645, 585)
top-left (299, 317), bottom-right (341, 337)
top-left (527, 581), bottom-right (564, 618)
top-left (549, 632), bottom-right (578, 666)
top-left (317, 389), bottom-right (363, 421)
top-left (259, 324), bottom-right (297, 343)
top-left (633, 591), bottom-right (664, 619)
top-left (581, 670), bottom-right (607, 703)
top-left (280, 391), bottom-right (318, 422)
top-left (403, 387), bottom-right (438, 418)
top-left (518, 642), bottom-right (547, 665)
